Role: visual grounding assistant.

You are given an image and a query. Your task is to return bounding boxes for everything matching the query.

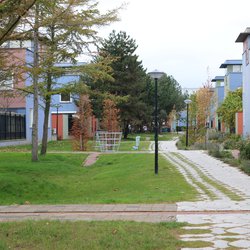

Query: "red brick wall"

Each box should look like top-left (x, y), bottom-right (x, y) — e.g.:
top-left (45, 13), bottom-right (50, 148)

top-left (236, 111), bottom-right (243, 135)
top-left (52, 114), bottom-right (63, 140)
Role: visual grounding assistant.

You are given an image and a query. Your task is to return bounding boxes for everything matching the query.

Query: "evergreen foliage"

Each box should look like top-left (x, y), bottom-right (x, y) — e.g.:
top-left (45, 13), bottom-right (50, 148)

top-left (91, 30), bottom-right (148, 138)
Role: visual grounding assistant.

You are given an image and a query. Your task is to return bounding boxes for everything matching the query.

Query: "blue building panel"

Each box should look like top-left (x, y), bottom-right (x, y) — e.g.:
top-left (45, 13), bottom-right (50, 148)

top-left (217, 86), bottom-right (224, 105)
top-left (228, 73), bottom-right (242, 91)
top-left (236, 28), bottom-right (250, 137)
top-left (25, 95), bottom-right (51, 142)
top-left (50, 74), bottom-right (80, 113)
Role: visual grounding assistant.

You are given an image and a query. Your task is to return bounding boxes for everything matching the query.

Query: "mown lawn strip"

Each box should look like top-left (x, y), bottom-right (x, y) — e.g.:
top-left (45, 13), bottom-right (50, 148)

top-left (0, 220), bottom-right (212, 250)
top-left (0, 153), bottom-right (197, 205)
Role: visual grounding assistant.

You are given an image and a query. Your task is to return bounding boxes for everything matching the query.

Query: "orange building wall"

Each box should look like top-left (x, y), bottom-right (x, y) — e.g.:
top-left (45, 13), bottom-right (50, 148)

top-left (236, 112), bottom-right (243, 135)
top-left (52, 114), bottom-right (63, 140)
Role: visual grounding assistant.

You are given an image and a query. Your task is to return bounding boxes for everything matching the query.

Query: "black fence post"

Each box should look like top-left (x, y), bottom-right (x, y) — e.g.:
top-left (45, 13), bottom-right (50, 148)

top-left (5, 112), bottom-right (7, 140)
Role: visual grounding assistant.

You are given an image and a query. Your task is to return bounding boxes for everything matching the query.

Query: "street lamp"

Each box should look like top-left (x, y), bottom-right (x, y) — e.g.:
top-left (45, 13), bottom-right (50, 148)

top-left (184, 99), bottom-right (192, 147)
top-left (148, 70), bottom-right (165, 174)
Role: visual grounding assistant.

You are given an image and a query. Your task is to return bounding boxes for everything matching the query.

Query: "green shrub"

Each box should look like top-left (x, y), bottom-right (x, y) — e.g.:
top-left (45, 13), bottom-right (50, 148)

top-left (220, 150), bottom-right (233, 159)
top-left (208, 130), bottom-right (224, 141)
top-left (240, 141), bottom-right (250, 160)
top-left (240, 160), bottom-right (250, 174)
top-left (208, 144), bottom-right (222, 158)
top-left (223, 137), bottom-right (243, 150)
top-left (191, 142), bottom-right (206, 150)
top-left (176, 134), bottom-right (196, 149)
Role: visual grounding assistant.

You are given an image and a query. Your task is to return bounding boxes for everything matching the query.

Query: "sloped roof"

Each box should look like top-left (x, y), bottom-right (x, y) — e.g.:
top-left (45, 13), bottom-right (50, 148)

top-left (211, 76), bottom-right (224, 82)
top-left (235, 28), bottom-right (250, 42)
top-left (220, 60), bottom-right (242, 68)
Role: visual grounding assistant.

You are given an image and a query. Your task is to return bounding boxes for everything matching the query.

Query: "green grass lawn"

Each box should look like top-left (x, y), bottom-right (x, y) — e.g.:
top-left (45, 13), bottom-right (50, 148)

top-left (0, 220), bottom-right (211, 250)
top-left (118, 141), bottom-right (150, 151)
top-left (0, 153), bottom-right (197, 205)
top-left (0, 132), bottom-right (177, 152)
top-left (0, 140), bottom-right (85, 152)
top-left (124, 132), bottom-right (178, 141)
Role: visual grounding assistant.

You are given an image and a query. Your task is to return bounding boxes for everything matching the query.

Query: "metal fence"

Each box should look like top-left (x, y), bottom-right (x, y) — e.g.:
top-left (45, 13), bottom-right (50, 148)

top-left (0, 112), bottom-right (26, 140)
top-left (95, 131), bottom-right (122, 152)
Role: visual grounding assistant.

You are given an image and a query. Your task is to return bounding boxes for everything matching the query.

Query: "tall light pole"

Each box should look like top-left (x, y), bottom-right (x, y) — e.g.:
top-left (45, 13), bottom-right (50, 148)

top-left (184, 99), bottom-right (192, 147)
top-left (148, 70), bottom-right (165, 174)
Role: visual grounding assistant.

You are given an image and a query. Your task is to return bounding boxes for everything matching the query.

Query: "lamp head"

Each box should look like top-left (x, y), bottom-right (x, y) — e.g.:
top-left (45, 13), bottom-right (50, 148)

top-left (148, 70), bottom-right (165, 79)
top-left (184, 99), bottom-right (192, 105)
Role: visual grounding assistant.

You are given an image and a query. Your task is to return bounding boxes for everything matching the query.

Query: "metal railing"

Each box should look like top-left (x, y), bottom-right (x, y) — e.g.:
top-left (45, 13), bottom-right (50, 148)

top-left (0, 112), bottom-right (26, 140)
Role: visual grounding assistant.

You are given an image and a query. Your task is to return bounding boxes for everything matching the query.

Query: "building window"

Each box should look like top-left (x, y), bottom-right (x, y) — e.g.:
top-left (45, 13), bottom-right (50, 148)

top-left (60, 93), bottom-right (71, 103)
top-left (0, 71), bottom-right (14, 90)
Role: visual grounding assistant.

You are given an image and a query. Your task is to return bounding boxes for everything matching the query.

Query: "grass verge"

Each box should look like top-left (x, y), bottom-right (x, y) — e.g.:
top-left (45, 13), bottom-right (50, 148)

top-left (0, 153), bottom-right (197, 205)
top-left (124, 132), bottom-right (178, 141)
top-left (0, 220), bottom-right (211, 250)
top-left (0, 139), bottom-right (151, 152)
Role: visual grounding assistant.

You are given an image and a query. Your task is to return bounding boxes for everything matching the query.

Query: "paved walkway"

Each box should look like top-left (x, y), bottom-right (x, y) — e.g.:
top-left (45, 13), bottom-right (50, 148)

top-left (0, 204), bottom-right (177, 223)
top-left (83, 152), bottom-right (100, 166)
top-left (159, 140), bottom-right (250, 249)
top-left (2, 139), bottom-right (250, 249)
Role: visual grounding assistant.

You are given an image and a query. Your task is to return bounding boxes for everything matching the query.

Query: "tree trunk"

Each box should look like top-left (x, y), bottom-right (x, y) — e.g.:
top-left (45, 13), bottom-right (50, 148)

top-left (31, 3), bottom-right (39, 162)
top-left (123, 122), bottom-right (129, 139)
top-left (40, 94), bottom-right (51, 155)
top-left (41, 24), bottom-right (55, 156)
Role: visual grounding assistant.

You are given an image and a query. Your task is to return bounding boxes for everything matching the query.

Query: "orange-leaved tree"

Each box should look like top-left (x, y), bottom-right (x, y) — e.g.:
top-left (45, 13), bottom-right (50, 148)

top-left (196, 81), bottom-right (214, 130)
top-left (101, 98), bottom-right (120, 132)
top-left (71, 95), bottom-right (93, 151)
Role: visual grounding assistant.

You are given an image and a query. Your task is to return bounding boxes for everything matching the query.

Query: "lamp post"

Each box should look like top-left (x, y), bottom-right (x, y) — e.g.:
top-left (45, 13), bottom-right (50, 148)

top-left (184, 99), bottom-right (192, 147)
top-left (148, 70), bottom-right (165, 174)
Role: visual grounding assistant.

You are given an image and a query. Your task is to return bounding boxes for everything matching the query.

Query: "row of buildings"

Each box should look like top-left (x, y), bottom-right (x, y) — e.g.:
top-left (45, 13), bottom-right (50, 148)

top-left (0, 40), bottom-right (97, 146)
top-left (208, 27), bottom-right (250, 137)
top-left (171, 28), bottom-right (250, 138)
top-left (1, 27), bottom-right (250, 146)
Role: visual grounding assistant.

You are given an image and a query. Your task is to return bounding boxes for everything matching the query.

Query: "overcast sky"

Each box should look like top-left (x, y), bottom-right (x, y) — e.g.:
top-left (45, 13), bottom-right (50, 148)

top-left (97, 0), bottom-right (250, 88)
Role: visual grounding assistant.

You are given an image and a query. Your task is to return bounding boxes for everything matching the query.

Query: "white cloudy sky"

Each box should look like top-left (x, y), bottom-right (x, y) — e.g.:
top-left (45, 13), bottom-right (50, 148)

top-left (96, 0), bottom-right (250, 88)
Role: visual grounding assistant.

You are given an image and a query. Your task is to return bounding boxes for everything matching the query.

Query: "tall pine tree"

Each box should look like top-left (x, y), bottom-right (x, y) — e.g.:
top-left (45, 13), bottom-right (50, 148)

top-left (92, 30), bottom-right (148, 138)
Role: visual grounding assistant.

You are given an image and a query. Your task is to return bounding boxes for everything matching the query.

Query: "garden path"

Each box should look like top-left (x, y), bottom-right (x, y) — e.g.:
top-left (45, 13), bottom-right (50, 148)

top-left (157, 140), bottom-right (250, 249)
top-left (83, 152), bottom-right (100, 166)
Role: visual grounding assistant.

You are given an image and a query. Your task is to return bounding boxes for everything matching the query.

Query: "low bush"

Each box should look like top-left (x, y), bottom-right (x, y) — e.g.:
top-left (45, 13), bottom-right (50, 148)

top-left (208, 144), bottom-right (222, 158)
top-left (223, 135), bottom-right (243, 150)
top-left (240, 160), bottom-right (250, 174)
top-left (191, 142), bottom-right (206, 150)
top-left (240, 141), bottom-right (250, 160)
top-left (176, 134), bottom-right (187, 149)
top-left (207, 130), bottom-right (224, 141)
